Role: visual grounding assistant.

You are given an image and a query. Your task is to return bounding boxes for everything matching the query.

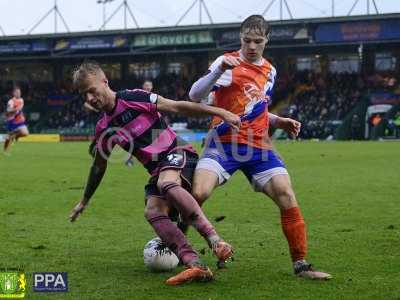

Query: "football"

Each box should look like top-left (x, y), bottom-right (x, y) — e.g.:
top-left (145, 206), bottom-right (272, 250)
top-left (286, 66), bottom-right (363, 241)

top-left (143, 237), bottom-right (179, 272)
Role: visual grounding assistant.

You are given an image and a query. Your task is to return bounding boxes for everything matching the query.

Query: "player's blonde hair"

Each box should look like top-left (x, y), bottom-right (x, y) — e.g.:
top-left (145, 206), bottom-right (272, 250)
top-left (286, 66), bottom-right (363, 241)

top-left (240, 15), bottom-right (270, 38)
top-left (72, 60), bottom-right (104, 91)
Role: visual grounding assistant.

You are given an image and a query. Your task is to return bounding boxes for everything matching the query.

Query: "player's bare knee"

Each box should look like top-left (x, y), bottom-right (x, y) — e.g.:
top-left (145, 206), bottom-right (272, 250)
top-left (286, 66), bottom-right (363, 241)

top-left (157, 170), bottom-right (181, 192)
top-left (275, 188), bottom-right (297, 210)
top-left (191, 187), bottom-right (210, 206)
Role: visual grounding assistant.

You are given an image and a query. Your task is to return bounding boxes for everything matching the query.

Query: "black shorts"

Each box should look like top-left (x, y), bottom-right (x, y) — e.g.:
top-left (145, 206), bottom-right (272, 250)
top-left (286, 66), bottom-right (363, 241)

top-left (144, 149), bottom-right (199, 199)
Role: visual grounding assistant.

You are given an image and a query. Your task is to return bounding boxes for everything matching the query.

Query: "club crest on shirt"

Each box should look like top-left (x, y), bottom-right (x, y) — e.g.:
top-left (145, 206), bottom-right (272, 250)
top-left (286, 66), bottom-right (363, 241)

top-left (243, 83), bottom-right (263, 103)
top-left (167, 153), bottom-right (183, 166)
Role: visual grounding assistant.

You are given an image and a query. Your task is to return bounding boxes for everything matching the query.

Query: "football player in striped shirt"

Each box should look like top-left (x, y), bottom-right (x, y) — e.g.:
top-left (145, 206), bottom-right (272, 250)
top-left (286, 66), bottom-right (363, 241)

top-left (189, 15), bottom-right (331, 280)
top-left (69, 61), bottom-right (240, 285)
top-left (3, 87), bottom-right (29, 153)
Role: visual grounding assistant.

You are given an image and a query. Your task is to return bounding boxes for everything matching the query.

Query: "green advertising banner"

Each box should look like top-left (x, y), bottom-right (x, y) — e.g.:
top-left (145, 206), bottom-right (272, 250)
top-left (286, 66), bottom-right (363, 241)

top-left (133, 31), bottom-right (213, 47)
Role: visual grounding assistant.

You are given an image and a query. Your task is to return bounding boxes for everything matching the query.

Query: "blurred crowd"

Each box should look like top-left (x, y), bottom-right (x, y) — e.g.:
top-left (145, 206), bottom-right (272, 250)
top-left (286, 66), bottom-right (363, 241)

top-left (1, 69), bottom-right (399, 138)
top-left (281, 71), bottom-right (399, 139)
top-left (282, 71), bottom-right (365, 139)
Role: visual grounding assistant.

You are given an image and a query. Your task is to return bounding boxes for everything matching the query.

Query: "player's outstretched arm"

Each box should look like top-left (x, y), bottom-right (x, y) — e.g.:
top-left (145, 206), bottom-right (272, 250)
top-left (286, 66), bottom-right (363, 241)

top-left (69, 151), bottom-right (108, 222)
top-left (157, 96), bottom-right (241, 131)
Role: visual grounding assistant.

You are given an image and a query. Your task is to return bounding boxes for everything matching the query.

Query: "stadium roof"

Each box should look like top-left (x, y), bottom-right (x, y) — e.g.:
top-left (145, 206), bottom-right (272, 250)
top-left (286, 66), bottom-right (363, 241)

top-left (0, 12), bottom-right (399, 62)
top-left (1, 13), bottom-right (399, 41)
top-left (0, 0), bottom-right (398, 36)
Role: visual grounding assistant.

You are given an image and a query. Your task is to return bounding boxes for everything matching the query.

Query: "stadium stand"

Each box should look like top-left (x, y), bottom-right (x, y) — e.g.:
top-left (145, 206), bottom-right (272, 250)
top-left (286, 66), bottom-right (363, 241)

top-left (1, 69), bottom-right (399, 139)
top-left (1, 14), bottom-right (399, 140)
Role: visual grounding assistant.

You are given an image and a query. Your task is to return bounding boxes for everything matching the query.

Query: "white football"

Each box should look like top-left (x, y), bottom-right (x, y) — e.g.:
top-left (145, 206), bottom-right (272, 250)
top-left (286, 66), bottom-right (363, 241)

top-left (143, 237), bottom-right (179, 272)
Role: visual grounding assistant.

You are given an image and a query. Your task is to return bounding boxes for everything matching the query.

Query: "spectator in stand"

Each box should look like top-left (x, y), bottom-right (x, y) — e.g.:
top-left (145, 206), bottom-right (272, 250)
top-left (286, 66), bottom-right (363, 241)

top-left (350, 114), bottom-right (362, 140)
top-left (142, 80), bottom-right (153, 93)
top-left (285, 71), bottom-right (365, 139)
top-left (371, 114), bottom-right (382, 127)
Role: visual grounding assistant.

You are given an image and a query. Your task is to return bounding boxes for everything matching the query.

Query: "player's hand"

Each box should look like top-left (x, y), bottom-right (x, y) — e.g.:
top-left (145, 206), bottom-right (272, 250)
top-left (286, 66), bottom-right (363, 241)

top-left (220, 56), bottom-right (241, 71)
top-left (279, 117), bottom-right (301, 138)
top-left (69, 200), bottom-right (87, 222)
top-left (221, 111), bottom-right (241, 132)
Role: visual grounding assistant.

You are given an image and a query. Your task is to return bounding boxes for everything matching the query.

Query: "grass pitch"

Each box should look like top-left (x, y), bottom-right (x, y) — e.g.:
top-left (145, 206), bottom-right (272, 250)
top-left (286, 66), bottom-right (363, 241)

top-left (1, 141), bottom-right (399, 299)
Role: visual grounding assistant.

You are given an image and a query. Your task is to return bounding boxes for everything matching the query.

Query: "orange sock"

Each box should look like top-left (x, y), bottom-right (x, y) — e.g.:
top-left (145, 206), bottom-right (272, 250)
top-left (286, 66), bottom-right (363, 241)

top-left (281, 207), bottom-right (307, 262)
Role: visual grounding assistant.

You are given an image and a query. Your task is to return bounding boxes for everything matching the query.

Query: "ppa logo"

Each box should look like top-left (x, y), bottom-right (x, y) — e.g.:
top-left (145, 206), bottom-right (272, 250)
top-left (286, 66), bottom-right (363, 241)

top-left (33, 272), bottom-right (68, 293)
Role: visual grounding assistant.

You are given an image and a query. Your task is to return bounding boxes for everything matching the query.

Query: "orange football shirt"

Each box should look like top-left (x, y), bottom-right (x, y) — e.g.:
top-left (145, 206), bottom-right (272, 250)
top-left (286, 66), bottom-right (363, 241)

top-left (209, 51), bottom-right (276, 149)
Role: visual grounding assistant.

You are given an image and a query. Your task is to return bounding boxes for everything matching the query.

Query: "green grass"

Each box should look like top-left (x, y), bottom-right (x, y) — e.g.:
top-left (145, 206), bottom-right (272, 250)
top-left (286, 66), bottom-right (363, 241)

top-left (1, 141), bottom-right (400, 300)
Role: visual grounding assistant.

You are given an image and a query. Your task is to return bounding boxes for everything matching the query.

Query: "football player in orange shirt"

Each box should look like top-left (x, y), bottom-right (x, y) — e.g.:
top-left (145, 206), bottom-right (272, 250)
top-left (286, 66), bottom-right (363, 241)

top-left (189, 15), bottom-right (331, 280)
top-left (3, 87), bottom-right (29, 153)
